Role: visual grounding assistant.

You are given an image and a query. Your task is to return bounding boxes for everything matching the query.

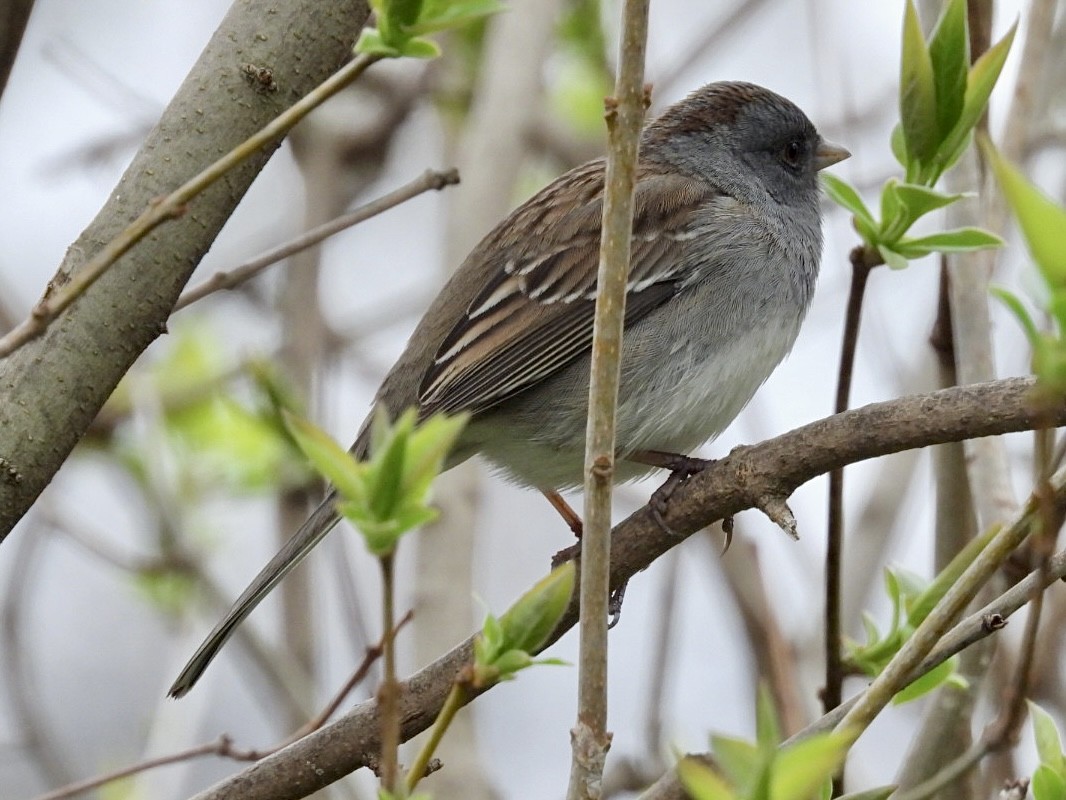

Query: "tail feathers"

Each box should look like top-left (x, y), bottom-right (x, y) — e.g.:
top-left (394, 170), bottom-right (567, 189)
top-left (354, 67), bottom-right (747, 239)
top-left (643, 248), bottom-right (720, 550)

top-left (168, 495), bottom-right (340, 698)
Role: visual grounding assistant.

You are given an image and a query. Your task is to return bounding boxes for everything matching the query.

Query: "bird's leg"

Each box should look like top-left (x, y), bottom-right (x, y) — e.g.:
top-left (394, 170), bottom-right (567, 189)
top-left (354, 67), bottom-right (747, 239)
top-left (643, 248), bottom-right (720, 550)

top-left (543, 489), bottom-right (583, 537)
top-left (544, 489), bottom-right (627, 625)
top-left (628, 449), bottom-right (715, 535)
top-left (546, 489), bottom-right (584, 568)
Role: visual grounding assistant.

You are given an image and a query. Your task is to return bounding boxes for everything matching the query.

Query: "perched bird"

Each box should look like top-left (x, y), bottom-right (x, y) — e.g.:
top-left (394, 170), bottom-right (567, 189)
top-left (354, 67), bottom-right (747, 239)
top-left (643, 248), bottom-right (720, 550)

top-left (168, 81), bottom-right (848, 697)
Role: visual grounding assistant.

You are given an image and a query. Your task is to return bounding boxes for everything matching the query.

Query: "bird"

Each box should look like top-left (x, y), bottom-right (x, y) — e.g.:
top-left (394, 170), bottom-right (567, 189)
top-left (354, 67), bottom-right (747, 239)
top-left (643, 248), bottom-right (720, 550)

top-left (168, 80), bottom-right (848, 697)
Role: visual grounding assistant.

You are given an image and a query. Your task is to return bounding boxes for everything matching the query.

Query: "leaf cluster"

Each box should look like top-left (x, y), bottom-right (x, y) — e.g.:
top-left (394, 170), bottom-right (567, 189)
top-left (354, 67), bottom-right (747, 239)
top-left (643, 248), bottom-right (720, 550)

top-left (472, 563), bottom-right (574, 688)
top-left (678, 688), bottom-right (870, 800)
top-left (845, 526), bottom-right (996, 703)
top-left (356, 0), bottom-right (504, 59)
top-left (822, 0), bottom-right (1013, 270)
top-left (283, 408), bottom-right (467, 556)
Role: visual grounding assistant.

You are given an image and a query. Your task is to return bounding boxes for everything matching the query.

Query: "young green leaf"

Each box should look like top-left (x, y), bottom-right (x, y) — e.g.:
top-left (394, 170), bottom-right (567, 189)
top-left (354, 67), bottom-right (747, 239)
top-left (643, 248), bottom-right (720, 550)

top-left (821, 174), bottom-right (877, 233)
top-left (711, 735), bottom-right (763, 792)
top-left (408, 0), bottom-right (505, 35)
top-left (990, 286), bottom-right (1041, 347)
top-left (398, 37), bottom-right (442, 58)
top-left (877, 244), bottom-right (909, 271)
top-left (771, 733), bottom-right (851, 800)
top-left (893, 227), bottom-right (1004, 258)
top-left (678, 758), bottom-right (737, 800)
top-left (892, 183), bottom-right (971, 222)
top-left (927, 0), bottom-right (968, 139)
top-left (283, 411), bottom-right (367, 503)
top-left (1029, 701), bottom-right (1066, 775)
top-left (890, 123), bottom-right (908, 169)
top-left (898, 1), bottom-right (939, 168)
top-left (355, 28), bottom-right (402, 57)
top-left (495, 562), bottom-right (575, 655)
top-left (368, 412), bottom-right (411, 520)
top-left (937, 20), bottom-right (1017, 173)
top-left (1032, 763), bottom-right (1066, 800)
top-left (837, 787), bottom-right (898, 800)
top-left (983, 137), bottom-right (1066, 286)
top-left (879, 179), bottom-right (905, 241)
top-left (755, 684), bottom-right (782, 752)
top-left (891, 655), bottom-right (959, 704)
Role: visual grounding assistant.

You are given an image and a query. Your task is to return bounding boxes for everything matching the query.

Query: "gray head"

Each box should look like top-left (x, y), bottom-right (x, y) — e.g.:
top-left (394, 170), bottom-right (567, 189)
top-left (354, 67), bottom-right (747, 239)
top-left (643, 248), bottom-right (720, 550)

top-left (642, 82), bottom-right (846, 209)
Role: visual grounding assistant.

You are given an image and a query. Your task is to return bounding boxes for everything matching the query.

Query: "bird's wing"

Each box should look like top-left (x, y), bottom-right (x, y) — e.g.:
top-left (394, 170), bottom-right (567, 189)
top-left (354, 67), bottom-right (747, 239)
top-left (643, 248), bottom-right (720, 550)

top-left (419, 163), bottom-right (723, 417)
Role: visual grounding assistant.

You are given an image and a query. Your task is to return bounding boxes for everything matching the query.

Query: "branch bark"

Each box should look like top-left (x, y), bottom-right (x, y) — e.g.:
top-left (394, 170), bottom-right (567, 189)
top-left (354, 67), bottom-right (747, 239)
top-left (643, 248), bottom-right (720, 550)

top-left (0, 0), bottom-right (370, 540)
top-left (187, 377), bottom-right (1062, 800)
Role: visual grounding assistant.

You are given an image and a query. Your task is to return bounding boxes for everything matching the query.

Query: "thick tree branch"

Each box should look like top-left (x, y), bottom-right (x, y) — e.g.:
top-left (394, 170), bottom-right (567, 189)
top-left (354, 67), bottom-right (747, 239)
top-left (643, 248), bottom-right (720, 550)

top-left (188, 376), bottom-right (1062, 800)
top-left (0, 0), bottom-right (371, 540)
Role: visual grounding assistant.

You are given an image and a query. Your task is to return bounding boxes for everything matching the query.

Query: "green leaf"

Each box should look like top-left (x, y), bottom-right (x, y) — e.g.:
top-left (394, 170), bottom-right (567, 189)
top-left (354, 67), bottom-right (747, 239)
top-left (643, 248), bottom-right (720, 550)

top-left (399, 412), bottom-right (468, 500)
top-left (389, 0), bottom-right (424, 28)
top-left (368, 411), bottom-right (411, 520)
top-left (938, 20), bottom-right (1017, 172)
top-left (892, 183), bottom-right (971, 222)
top-left (879, 179), bottom-right (905, 241)
top-left (712, 735), bottom-right (762, 791)
top-left (772, 733), bottom-right (850, 800)
top-left (283, 412), bottom-right (367, 503)
top-left (678, 759), bottom-right (737, 800)
top-left (991, 286), bottom-right (1041, 347)
top-left (354, 28), bottom-right (401, 57)
top-left (1033, 763), bottom-right (1066, 800)
top-left (890, 123), bottom-right (908, 169)
top-left (398, 37), bottom-right (441, 58)
top-left (821, 174), bottom-right (877, 233)
top-left (983, 137), bottom-right (1066, 286)
top-left (878, 244), bottom-right (910, 271)
top-left (1030, 701), bottom-right (1066, 773)
top-left (1049, 290), bottom-right (1066, 333)
top-left (927, 0), bottom-right (968, 139)
top-left (755, 684), bottom-right (782, 751)
top-left (894, 227), bottom-right (1004, 258)
top-left (837, 787), bottom-right (898, 800)
top-left (899, 1), bottom-right (939, 167)
top-left (409, 0), bottom-right (505, 35)
top-left (495, 562), bottom-right (575, 655)
top-left (892, 655), bottom-right (958, 704)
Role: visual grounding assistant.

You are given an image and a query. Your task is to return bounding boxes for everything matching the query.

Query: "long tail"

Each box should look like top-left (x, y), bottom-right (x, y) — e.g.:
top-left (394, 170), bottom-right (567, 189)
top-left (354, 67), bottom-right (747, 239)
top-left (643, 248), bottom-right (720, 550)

top-left (168, 494), bottom-right (340, 698)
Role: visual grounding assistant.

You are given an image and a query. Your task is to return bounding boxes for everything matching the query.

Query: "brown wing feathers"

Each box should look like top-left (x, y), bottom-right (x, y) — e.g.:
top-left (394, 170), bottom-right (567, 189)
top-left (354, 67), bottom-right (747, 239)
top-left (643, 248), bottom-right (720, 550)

top-left (418, 164), bottom-right (717, 418)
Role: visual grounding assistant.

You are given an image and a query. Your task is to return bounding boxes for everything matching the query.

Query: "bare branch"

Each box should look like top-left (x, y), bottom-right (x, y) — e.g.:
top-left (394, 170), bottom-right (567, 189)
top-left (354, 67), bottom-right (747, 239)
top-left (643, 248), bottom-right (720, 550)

top-left (174, 169), bottom-right (459, 312)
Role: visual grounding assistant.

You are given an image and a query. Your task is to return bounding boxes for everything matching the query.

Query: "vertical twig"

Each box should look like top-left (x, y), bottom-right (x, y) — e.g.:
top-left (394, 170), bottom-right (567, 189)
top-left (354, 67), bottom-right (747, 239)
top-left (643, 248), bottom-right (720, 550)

top-left (566, 1), bottom-right (650, 798)
top-left (824, 245), bottom-right (876, 719)
top-left (377, 553), bottom-right (400, 793)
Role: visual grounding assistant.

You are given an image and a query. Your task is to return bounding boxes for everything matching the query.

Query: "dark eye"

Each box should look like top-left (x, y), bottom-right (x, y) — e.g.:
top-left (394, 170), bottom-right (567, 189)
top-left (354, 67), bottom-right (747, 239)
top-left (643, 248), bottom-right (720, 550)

top-left (782, 140), bottom-right (803, 167)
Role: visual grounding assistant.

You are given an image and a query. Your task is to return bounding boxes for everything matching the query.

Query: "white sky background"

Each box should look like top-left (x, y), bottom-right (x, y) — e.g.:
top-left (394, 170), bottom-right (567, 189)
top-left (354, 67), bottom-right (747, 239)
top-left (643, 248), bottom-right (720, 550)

top-left (0, 1), bottom-right (1042, 798)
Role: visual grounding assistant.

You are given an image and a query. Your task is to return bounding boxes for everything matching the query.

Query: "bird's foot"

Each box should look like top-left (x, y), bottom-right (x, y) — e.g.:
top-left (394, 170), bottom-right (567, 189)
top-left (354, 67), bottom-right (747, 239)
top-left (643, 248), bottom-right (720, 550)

top-left (630, 451), bottom-right (715, 536)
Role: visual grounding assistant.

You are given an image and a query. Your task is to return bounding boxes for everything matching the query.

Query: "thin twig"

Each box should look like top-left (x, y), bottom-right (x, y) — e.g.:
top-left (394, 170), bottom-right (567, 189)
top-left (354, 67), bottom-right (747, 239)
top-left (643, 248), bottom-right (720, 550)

top-left (282, 609), bottom-right (414, 747)
top-left (568, 1), bottom-right (650, 798)
top-left (0, 53), bottom-right (383, 358)
top-left (175, 169), bottom-right (459, 311)
top-left (377, 553), bottom-right (400, 792)
top-left (824, 244), bottom-right (879, 717)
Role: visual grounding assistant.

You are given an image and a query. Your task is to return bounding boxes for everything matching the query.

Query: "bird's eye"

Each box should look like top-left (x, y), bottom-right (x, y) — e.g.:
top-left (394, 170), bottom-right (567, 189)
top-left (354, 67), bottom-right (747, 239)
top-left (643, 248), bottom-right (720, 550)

top-left (782, 140), bottom-right (803, 167)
